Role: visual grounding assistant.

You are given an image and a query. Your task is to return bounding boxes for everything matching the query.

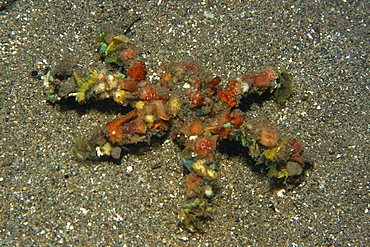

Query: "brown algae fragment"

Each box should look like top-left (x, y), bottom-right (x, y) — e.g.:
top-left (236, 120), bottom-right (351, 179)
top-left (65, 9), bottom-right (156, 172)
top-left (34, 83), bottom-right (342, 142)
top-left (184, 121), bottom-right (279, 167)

top-left (274, 72), bottom-right (293, 106)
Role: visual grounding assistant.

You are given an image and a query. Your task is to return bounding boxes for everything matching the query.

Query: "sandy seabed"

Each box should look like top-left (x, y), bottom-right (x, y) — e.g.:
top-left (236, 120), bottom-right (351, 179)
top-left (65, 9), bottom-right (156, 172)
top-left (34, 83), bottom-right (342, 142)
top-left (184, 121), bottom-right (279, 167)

top-left (0, 0), bottom-right (369, 245)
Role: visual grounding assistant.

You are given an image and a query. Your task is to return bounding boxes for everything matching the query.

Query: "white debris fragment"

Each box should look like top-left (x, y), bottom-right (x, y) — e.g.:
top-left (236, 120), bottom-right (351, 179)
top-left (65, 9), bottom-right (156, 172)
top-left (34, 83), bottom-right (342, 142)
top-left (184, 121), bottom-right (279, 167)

top-left (277, 189), bottom-right (286, 198)
top-left (126, 166), bottom-right (133, 174)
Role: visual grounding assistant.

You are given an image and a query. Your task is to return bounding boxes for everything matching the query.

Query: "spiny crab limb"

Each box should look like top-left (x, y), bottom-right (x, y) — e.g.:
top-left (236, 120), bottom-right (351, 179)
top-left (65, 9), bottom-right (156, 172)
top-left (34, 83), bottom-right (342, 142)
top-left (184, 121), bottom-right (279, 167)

top-left (105, 109), bottom-right (138, 143)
